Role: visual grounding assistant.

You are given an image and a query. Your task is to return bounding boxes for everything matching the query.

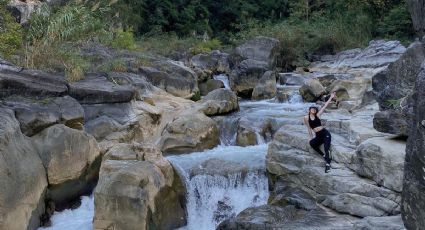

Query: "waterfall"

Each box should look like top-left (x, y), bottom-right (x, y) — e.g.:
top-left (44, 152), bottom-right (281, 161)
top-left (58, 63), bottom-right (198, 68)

top-left (168, 145), bottom-right (269, 230)
top-left (213, 74), bottom-right (231, 89)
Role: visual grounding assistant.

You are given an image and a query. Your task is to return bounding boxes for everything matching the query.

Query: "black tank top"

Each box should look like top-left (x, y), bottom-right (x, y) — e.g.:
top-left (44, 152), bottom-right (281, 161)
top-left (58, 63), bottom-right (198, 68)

top-left (308, 115), bottom-right (322, 129)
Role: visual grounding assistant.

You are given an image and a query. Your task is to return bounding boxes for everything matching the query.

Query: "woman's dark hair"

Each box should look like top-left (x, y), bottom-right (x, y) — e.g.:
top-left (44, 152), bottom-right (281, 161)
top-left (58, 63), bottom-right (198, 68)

top-left (308, 106), bottom-right (319, 117)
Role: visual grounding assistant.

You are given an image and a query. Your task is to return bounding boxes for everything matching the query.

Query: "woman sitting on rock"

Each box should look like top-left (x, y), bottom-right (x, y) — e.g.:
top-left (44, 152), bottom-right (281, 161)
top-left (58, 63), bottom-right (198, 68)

top-left (303, 92), bottom-right (336, 173)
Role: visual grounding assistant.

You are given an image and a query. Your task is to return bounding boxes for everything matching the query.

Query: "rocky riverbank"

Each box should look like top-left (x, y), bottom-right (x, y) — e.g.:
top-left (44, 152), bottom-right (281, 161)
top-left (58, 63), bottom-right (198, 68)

top-left (1, 28), bottom-right (425, 229)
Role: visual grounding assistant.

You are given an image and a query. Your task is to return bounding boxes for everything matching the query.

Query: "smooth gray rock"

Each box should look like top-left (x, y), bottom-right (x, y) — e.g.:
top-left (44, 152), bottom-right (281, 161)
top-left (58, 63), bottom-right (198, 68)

top-left (199, 88), bottom-right (239, 115)
top-left (233, 36), bottom-right (280, 68)
top-left (372, 41), bottom-right (425, 136)
top-left (0, 69), bottom-right (68, 98)
top-left (32, 124), bottom-right (100, 207)
top-left (322, 193), bottom-right (399, 217)
top-left (314, 40), bottom-right (406, 69)
top-left (217, 205), bottom-right (354, 230)
top-left (353, 137), bottom-right (406, 192)
top-left (3, 96), bottom-right (84, 136)
top-left (191, 50), bottom-right (230, 80)
top-left (69, 73), bottom-right (136, 104)
top-left (299, 79), bottom-right (326, 102)
top-left (84, 115), bottom-right (122, 140)
top-left (199, 79), bottom-right (224, 96)
top-left (229, 59), bottom-right (268, 98)
top-left (0, 108), bottom-right (47, 230)
top-left (252, 71), bottom-right (277, 100)
top-left (353, 215), bottom-right (406, 230)
top-left (160, 113), bottom-right (219, 154)
top-left (402, 61), bottom-right (425, 230)
top-left (140, 66), bottom-right (197, 98)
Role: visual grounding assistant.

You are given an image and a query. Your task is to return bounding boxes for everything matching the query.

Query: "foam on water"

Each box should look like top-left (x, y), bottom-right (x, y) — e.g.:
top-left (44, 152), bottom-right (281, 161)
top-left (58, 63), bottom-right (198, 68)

top-left (38, 196), bottom-right (94, 230)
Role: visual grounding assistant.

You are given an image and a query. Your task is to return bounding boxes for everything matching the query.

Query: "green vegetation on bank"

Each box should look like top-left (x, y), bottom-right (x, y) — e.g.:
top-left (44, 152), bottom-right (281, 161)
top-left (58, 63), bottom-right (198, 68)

top-left (0, 0), bottom-right (416, 78)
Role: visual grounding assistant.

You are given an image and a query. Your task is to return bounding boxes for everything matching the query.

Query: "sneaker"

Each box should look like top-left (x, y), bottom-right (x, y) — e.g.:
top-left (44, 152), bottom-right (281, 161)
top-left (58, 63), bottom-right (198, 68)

top-left (325, 164), bottom-right (331, 173)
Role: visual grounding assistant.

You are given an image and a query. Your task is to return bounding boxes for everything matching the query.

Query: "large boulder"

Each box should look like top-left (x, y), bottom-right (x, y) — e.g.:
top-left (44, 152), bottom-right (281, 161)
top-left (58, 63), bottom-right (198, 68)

top-left (0, 69), bottom-right (68, 99)
top-left (402, 61), bottom-right (425, 229)
top-left (299, 79), bottom-right (326, 102)
top-left (0, 108), bottom-right (48, 230)
top-left (69, 73), bottom-right (136, 104)
top-left (141, 59), bottom-right (198, 98)
top-left (159, 113), bottom-right (219, 154)
top-left (190, 50), bottom-right (230, 80)
top-left (94, 144), bottom-right (186, 230)
top-left (233, 36), bottom-right (280, 68)
top-left (372, 41), bottom-right (425, 136)
top-left (252, 71), bottom-right (277, 100)
top-left (32, 124), bottom-right (101, 207)
top-left (198, 88), bottom-right (239, 116)
top-left (229, 59), bottom-right (268, 98)
top-left (3, 96), bottom-right (84, 136)
top-left (353, 137), bottom-right (406, 192)
top-left (407, 0), bottom-right (425, 35)
top-left (139, 66), bottom-right (197, 98)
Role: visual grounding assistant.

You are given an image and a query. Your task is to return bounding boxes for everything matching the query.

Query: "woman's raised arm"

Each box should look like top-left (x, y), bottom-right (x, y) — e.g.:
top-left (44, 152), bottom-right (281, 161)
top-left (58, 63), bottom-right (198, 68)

top-left (317, 92), bottom-right (336, 117)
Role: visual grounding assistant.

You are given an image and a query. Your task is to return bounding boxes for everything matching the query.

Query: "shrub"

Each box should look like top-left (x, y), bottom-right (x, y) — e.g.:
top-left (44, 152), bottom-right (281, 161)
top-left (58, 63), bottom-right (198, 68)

top-left (0, 0), bottom-right (23, 58)
top-left (190, 39), bottom-right (222, 55)
top-left (110, 28), bottom-right (136, 49)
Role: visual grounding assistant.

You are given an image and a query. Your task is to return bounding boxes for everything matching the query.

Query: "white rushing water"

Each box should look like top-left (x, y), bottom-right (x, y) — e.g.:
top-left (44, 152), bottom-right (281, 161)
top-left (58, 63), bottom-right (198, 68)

top-left (38, 196), bottom-right (94, 230)
top-left (167, 144), bottom-right (269, 230)
top-left (213, 74), bottom-right (231, 89)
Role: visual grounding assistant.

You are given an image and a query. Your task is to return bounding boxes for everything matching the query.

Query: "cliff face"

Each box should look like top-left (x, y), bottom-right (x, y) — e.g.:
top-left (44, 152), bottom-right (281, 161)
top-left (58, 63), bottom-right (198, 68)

top-left (402, 61), bottom-right (425, 230)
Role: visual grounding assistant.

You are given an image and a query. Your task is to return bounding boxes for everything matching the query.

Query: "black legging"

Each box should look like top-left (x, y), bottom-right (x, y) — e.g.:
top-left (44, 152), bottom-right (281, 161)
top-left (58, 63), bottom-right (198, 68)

top-left (309, 129), bottom-right (332, 164)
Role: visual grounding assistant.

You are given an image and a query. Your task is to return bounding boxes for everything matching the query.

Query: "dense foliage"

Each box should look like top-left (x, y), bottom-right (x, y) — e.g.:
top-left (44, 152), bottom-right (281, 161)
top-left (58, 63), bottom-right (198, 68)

top-left (0, 0), bottom-right (416, 77)
top-left (112, 0), bottom-right (414, 41)
top-left (0, 0), bottom-right (22, 58)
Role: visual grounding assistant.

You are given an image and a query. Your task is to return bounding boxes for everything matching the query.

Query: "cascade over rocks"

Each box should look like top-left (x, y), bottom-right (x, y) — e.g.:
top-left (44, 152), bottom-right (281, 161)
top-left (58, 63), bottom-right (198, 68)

top-left (0, 108), bottom-right (48, 230)
top-left (402, 61), bottom-right (425, 229)
top-left (372, 41), bottom-right (425, 136)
